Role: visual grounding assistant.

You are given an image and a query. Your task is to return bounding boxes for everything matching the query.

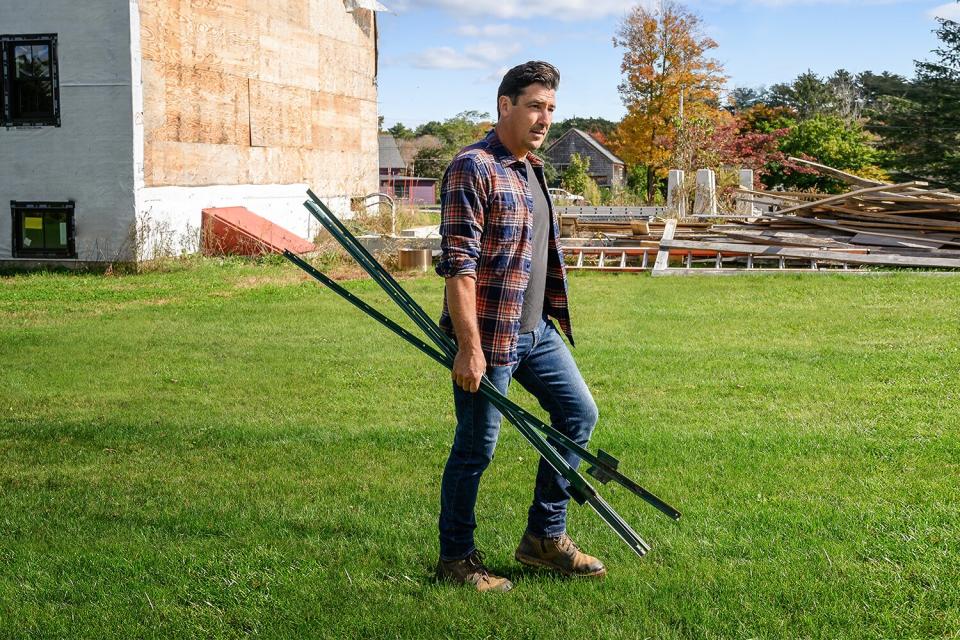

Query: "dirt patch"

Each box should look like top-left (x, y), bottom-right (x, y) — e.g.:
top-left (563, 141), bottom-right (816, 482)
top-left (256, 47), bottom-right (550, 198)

top-left (140, 298), bottom-right (174, 307)
top-left (234, 272), bottom-right (304, 289)
top-left (321, 264), bottom-right (371, 281)
top-left (295, 262), bottom-right (434, 283)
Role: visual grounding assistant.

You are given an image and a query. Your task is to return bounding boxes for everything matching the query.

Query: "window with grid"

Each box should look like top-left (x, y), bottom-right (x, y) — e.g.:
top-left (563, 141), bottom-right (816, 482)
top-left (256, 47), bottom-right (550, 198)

top-left (11, 201), bottom-right (76, 258)
top-left (1, 34), bottom-right (60, 127)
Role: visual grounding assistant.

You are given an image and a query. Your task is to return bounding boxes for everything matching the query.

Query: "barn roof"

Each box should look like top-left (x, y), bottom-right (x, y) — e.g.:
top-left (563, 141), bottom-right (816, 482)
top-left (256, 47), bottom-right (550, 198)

top-left (378, 134), bottom-right (407, 171)
top-left (547, 128), bottom-right (624, 166)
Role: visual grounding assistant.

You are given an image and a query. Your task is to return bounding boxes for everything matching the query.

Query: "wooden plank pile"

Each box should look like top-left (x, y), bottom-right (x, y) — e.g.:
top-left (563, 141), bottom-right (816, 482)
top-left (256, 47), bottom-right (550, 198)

top-left (649, 159), bottom-right (960, 272)
top-left (562, 160), bottom-right (960, 272)
top-left (561, 215), bottom-right (713, 244)
top-left (699, 159), bottom-right (960, 270)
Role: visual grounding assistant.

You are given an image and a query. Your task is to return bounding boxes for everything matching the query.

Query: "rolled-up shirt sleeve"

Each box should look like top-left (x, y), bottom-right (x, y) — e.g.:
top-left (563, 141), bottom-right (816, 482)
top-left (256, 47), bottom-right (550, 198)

top-left (435, 155), bottom-right (487, 279)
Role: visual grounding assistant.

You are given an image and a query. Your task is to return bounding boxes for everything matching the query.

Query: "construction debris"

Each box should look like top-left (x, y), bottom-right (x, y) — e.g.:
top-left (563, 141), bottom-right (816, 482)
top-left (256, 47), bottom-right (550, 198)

top-left (561, 164), bottom-right (960, 274)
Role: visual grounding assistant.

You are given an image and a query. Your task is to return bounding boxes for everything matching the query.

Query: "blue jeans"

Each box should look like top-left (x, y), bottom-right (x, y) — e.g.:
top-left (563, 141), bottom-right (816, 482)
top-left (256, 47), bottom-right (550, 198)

top-left (438, 316), bottom-right (599, 560)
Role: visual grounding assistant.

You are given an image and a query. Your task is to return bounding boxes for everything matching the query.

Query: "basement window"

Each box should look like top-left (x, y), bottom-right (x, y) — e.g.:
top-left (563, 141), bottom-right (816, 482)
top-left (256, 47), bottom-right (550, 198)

top-left (1, 34), bottom-right (60, 127)
top-left (11, 201), bottom-right (76, 259)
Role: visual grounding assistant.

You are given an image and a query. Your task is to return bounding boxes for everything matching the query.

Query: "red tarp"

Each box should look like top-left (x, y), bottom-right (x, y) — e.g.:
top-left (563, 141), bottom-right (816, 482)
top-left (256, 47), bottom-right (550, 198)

top-left (201, 206), bottom-right (315, 257)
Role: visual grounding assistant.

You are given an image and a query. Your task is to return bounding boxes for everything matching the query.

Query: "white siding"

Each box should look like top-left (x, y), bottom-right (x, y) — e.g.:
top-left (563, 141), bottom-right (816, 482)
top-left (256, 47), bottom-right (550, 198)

top-left (136, 183), bottom-right (351, 259)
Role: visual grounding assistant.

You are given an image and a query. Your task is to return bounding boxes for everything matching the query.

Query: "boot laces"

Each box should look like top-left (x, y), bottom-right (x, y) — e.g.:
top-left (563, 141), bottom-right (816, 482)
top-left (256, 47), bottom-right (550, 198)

top-left (551, 533), bottom-right (579, 554)
top-left (465, 550), bottom-right (491, 578)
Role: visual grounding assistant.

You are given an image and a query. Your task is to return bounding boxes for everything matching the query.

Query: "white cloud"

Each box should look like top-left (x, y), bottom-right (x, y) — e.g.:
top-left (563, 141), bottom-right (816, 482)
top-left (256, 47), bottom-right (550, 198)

top-left (408, 40), bottom-right (522, 70)
top-left (410, 0), bottom-right (640, 20)
top-left (465, 41), bottom-right (522, 63)
top-left (407, 0), bottom-right (916, 18)
top-left (481, 65), bottom-right (512, 83)
top-left (928, 1), bottom-right (960, 20)
top-left (410, 46), bottom-right (487, 69)
top-left (454, 23), bottom-right (531, 38)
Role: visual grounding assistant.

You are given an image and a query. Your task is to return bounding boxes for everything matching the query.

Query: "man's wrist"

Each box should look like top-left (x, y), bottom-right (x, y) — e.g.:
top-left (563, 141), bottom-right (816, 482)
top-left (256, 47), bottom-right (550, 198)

top-left (459, 341), bottom-right (483, 356)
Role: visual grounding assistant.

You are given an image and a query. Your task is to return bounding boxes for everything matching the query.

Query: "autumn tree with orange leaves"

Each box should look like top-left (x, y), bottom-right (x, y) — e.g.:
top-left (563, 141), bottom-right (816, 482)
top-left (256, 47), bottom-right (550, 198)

top-left (613, 1), bottom-right (726, 201)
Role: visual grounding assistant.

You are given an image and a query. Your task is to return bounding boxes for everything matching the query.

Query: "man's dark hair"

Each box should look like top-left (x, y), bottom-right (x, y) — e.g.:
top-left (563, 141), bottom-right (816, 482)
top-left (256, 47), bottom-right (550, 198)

top-left (496, 61), bottom-right (560, 119)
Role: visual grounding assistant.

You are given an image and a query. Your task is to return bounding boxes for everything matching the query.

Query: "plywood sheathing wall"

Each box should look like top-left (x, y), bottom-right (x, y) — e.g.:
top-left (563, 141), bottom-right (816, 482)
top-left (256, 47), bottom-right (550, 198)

top-left (139, 0), bottom-right (378, 196)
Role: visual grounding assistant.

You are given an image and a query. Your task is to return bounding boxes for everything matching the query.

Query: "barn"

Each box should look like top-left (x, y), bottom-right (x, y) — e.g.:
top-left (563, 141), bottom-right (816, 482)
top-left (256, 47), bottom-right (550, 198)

top-left (544, 128), bottom-right (626, 188)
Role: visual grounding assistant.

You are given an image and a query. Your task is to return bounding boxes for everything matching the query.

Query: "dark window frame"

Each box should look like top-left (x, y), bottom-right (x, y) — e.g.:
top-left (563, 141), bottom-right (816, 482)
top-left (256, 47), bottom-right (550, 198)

top-left (393, 179), bottom-right (410, 199)
top-left (11, 200), bottom-right (76, 259)
top-left (1, 33), bottom-right (61, 128)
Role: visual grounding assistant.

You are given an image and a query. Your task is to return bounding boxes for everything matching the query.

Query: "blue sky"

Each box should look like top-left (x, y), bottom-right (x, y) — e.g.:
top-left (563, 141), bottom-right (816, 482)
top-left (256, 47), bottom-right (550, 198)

top-left (376, 0), bottom-right (960, 128)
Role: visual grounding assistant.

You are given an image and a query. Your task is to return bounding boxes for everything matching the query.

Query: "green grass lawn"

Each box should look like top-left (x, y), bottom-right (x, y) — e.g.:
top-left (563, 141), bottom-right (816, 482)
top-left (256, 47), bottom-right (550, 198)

top-left (1, 259), bottom-right (958, 639)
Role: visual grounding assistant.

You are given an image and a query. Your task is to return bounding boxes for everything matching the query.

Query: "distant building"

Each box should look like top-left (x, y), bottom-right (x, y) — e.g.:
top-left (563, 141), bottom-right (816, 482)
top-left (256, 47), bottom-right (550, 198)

top-left (544, 128), bottom-right (626, 188)
top-left (1, 0), bottom-right (383, 266)
top-left (378, 133), bottom-right (436, 205)
top-left (378, 176), bottom-right (437, 206)
top-left (379, 134), bottom-right (407, 176)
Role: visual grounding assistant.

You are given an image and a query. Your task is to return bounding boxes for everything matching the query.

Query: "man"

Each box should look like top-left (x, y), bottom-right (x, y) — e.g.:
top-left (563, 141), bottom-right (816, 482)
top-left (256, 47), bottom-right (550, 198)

top-left (434, 61), bottom-right (605, 593)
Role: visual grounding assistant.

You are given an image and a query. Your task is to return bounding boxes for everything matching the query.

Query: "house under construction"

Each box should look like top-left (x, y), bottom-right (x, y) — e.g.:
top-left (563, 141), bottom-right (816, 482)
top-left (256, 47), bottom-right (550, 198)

top-left (0, 0), bottom-right (382, 265)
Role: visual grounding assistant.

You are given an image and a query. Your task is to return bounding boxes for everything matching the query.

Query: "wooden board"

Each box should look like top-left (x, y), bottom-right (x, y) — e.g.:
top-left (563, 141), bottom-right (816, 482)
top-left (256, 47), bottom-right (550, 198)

top-left (144, 61), bottom-right (251, 146)
top-left (660, 239), bottom-right (960, 268)
top-left (249, 80), bottom-right (313, 148)
top-left (848, 233), bottom-right (945, 249)
top-left (139, 0), bottom-right (378, 191)
top-left (786, 156), bottom-right (887, 187)
top-left (653, 219), bottom-right (677, 272)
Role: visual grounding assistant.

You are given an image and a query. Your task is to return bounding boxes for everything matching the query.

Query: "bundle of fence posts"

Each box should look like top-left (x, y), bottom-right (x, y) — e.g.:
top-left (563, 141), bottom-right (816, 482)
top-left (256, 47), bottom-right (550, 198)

top-left (283, 190), bottom-right (680, 558)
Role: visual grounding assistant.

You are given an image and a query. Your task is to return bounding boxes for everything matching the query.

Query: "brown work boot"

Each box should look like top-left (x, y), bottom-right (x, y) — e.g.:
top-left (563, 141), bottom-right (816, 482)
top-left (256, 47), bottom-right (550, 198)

top-left (515, 532), bottom-right (606, 577)
top-left (436, 550), bottom-right (514, 593)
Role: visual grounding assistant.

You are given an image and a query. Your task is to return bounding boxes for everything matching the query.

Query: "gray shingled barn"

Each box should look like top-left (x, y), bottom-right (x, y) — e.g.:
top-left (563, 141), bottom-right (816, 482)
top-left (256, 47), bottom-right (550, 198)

top-left (544, 128), bottom-right (626, 188)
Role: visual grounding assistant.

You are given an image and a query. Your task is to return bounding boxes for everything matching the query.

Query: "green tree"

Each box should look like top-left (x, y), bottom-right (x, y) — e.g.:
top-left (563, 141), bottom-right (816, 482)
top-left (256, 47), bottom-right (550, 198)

top-left (767, 70), bottom-right (834, 120)
top-left (727, 86), bottom-right (767, 112)
top-left (561, 153), bottom-right (592, 196)
top-left (740, 103), bottom-right (796, 134)
top-left (387, 122), bottom-right (415, 139)
top-left (412, 146), bottom-right (448, 181)
top-left (414, 120), bottom-right (443, 138)
top-left (869, 10), bottom-right (960, 187)
top-left (626, 164), bottom-right (650, 197)
top-left (826, 69), bottom-right (861, 123)
top-left (858, 71), bottom-right (911, 111)
top-left (560, 153), bottom-right (601, 203)
top-left (775, 115), bottom-right (885, 191)
top-left (415, 111), bottom-right (491, 148)
top-left (410, 111), bottom-right (494, 180)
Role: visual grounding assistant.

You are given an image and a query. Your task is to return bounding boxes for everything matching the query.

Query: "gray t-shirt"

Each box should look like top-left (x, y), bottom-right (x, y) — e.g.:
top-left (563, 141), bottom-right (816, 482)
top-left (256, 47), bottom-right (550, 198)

top-left (519, 157), bottom-right (550, 332)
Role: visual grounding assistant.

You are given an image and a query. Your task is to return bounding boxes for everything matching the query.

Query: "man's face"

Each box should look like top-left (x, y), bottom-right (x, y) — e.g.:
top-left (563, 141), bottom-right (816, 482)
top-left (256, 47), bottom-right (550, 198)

top-left (498, 83), bottom-right (556, 155)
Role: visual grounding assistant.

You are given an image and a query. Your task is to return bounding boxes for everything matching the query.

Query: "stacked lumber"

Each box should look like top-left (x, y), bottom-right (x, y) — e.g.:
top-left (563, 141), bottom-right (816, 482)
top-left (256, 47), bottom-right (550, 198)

top-left (561, 160), bottom-right (960, 271)
top-left (563, 216), bottom-right (712, 243)
top-left (661, 159), bottom-right (960, 270)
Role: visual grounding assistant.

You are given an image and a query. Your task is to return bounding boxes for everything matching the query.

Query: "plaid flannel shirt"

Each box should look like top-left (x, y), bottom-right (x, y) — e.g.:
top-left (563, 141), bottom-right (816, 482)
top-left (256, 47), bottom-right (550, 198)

top-left (435, 129), bottom-right (574, 367)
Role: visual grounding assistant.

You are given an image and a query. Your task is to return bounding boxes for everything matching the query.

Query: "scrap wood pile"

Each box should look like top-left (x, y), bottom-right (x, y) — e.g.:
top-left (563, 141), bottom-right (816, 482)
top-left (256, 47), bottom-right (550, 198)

top-left (697, 159), bottom-right (960, 270)
top-left (564, 158), bottom-right (960, 271)
top-left (562, 217), bottom-right (712, 246)
top-left (562, 218), bottom-right (716, 271)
